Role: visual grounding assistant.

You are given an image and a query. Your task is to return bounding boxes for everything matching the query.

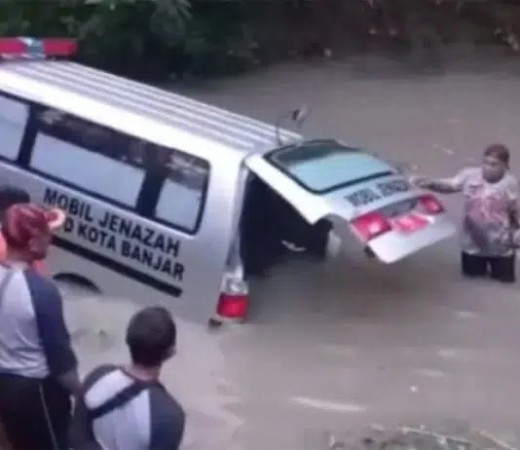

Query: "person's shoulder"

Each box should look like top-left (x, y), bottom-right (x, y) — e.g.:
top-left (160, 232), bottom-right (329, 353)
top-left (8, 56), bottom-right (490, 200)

top-left (149, 384), bottom-right (185, 419)
top-left (83, 364), bottom-right (120, 391)
top-left (23, 268), bottom-right (62, 309)
top-left (23, 268), bottom-right (59, 294)
top-left (149, 386), bottom-right (185, 448)
top-left (504, 172), bottom-right (519, 184)
top-left (500, 173), bottom-right (519, 195)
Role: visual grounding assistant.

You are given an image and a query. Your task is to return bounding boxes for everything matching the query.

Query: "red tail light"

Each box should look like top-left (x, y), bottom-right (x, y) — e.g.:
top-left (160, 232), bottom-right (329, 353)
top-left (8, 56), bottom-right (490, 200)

top-left (420, 194), bottom-right (444, 215)
top-left (0, 38), bottom-right (78, 58)
top-left (351, 212), bottom-right (391, 241)
top-left (217, 293), bottom-right (249, 319)
top-left (217, 277), bottom-right (249, 320)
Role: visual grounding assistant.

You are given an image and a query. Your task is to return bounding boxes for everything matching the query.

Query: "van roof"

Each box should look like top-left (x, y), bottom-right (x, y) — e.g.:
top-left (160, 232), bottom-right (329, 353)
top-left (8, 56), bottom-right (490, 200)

top-left (0, 61), bottom-right (301, 152)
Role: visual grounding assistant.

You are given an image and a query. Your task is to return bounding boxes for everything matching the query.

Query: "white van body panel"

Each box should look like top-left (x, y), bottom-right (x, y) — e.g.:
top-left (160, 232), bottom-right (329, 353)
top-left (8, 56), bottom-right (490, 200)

top-left (0, 59), bottom-right (455, 324)
top-left (0, 60), bottom-right (299, 323)
top-left (0, 161), bottom-right (238, 322)
top-left (0, 61), bottom-right (299, 156)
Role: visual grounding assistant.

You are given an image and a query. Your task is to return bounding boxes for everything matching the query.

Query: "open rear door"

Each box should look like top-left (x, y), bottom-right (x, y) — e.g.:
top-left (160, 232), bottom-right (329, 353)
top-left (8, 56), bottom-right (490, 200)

top-left (244, 152), bottom-right (334, 224)
top-left (244, 141), bottom-right (456, 264)
top-left (243, 140), bottom-right (400, 226)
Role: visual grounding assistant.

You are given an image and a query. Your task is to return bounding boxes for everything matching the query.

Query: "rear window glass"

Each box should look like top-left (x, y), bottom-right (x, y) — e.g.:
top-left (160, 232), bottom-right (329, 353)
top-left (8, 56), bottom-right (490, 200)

top-left (267, 141), bottom-right (395, 193)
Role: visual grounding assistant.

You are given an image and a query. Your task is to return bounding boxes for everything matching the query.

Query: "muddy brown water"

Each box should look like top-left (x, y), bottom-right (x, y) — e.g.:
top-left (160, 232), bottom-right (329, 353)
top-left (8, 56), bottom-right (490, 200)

top-left (62, 51), bottom-right (520, 449)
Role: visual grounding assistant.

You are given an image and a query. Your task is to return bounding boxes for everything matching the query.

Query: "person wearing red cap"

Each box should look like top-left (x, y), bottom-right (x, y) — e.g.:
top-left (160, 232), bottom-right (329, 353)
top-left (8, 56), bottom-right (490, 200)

top-left (0, 203), bottom-right (79, 450)
top-left (0, 184), bottom-right (66, 274)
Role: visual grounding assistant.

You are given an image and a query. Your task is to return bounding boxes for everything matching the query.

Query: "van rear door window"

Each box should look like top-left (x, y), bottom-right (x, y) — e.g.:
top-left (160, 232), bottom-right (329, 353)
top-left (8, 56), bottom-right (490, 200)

top-left (0, 93), bottom-right (29, 161)
top-left (30, 109), bottom-right (146, 207)
top-left (154, 149), bottom-right (209, 233)
top-left (267, 141), bottom-right (395, 194)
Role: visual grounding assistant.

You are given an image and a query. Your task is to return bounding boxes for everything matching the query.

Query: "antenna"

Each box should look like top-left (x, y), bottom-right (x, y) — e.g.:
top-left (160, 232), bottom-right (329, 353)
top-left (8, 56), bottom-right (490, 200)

top-left (275, 104), bottom-right (309, 146)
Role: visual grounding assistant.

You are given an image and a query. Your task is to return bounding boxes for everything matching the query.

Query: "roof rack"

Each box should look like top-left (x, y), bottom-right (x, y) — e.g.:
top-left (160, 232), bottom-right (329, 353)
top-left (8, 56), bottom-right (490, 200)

top-left (0, 37), bottom-right (78, 60)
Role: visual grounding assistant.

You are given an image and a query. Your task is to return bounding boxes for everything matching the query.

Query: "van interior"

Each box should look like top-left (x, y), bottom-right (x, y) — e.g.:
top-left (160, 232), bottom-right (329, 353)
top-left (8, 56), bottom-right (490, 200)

top-left (239, 173), bottom-right (331, 277)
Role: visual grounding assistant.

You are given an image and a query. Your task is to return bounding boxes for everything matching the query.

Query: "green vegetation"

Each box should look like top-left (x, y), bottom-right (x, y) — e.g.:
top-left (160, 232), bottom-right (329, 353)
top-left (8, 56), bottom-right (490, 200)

top-left (0, 0), bottom-right (519, 80)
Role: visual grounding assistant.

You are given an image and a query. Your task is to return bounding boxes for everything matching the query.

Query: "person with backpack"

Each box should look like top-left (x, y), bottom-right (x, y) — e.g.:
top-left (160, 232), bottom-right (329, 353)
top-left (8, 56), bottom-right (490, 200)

top-left (71, 306), bottom-right (185, 450)
top-left (0, 203), bottom-right (80, 450)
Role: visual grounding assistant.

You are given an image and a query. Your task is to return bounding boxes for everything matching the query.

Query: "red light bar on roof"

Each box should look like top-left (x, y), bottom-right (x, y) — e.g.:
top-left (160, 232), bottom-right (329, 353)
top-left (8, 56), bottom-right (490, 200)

top-left (0, 37), bottom-right (78, 59)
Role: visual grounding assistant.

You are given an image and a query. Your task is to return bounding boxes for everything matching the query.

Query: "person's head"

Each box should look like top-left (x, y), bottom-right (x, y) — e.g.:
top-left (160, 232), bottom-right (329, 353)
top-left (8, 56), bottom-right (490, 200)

top-left (0, 185), bottom-right (30, 220)
top-left (482, 144), bottom-right (510, 182)
top-left (2, 203), bottom-right (56, 262)
top-left (126, 306), bottom-right (176, 369)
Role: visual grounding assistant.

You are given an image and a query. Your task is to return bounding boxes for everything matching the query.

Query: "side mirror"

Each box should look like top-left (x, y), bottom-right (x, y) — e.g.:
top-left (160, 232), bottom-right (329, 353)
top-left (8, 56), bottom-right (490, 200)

top-left (275, 104), bottom-right (310, 145)
top-left (290, 104), bottom-right (309, 127)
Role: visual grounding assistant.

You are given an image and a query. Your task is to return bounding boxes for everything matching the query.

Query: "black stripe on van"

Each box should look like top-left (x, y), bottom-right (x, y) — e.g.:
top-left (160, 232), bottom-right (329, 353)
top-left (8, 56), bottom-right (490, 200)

top-left (52, 236), bottom-right (183, 298)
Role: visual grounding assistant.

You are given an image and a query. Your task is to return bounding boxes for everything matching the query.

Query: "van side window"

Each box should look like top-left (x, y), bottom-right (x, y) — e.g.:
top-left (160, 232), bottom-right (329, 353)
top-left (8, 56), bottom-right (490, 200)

top-left (154, 148), bottom-right (209, 233)
top-left (30, 108), bottom-right (146, 207)
top-left (0, 93), bottom-right (29, 160)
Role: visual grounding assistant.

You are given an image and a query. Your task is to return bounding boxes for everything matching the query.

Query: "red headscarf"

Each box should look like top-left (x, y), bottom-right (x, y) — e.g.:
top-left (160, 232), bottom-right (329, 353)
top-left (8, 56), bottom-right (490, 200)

top-left (2, 204), bottom-right (55, 261)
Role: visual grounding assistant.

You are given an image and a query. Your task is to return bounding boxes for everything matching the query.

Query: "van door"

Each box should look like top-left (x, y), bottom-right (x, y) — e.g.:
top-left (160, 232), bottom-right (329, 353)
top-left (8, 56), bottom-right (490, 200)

top-left (244, 140), bottom-right (455, 263)
top-left (244, 149), bottom-right (332, 224)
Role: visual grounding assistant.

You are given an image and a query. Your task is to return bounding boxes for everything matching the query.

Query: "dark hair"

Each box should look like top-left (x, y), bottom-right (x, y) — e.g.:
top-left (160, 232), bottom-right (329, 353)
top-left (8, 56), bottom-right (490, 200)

top-left (0, 185), bottom-right (30, 220)
top-left (484, 144), bottom-right (510, 166)
top-left (126, 306), bottom-right (176, 367)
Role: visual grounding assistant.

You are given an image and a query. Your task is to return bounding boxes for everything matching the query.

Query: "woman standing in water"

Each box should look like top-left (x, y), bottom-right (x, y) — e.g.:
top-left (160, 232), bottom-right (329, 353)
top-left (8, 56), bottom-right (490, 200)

top-left (413, 144), bottom-right (519, 283)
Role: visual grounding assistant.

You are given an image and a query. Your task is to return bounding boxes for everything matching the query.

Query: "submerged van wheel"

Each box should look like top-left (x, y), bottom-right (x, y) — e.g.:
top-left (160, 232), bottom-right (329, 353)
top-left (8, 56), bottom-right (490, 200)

top-left (208, 318), bottom-right (223, 329)
top-left (306, 220), bottom-right (332, 260)
top-left (53, 273), bottom-right (101, 295)
top-left (364, 247), bottom-right (376, 259)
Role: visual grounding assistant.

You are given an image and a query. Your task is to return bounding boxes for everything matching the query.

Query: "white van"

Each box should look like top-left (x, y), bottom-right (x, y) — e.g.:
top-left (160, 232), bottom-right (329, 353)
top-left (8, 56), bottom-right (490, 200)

top-left (0, 38), bottom-right (456, 325)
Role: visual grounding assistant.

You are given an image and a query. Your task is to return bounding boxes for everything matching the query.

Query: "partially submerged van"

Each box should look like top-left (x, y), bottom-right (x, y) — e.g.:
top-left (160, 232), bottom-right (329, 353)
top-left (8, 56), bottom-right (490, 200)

top-left (0, 38), bottom-right (456, 324)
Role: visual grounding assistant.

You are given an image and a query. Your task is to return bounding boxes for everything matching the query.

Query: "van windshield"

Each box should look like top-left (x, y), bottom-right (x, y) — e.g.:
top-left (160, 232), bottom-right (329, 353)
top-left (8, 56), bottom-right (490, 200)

top-left (267, 141), bottom-right (395, 194)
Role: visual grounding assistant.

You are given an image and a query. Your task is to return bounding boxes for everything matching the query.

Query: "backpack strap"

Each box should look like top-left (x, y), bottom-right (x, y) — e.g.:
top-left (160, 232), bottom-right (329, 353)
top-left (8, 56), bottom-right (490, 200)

top-left (87, 381), bottom-right (151, 421)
